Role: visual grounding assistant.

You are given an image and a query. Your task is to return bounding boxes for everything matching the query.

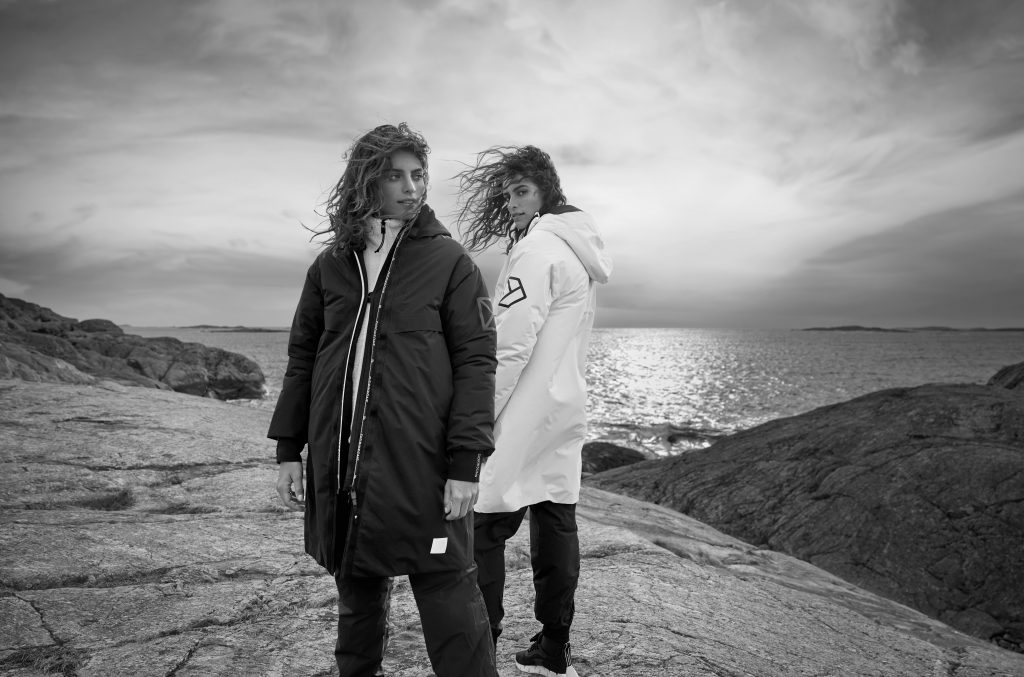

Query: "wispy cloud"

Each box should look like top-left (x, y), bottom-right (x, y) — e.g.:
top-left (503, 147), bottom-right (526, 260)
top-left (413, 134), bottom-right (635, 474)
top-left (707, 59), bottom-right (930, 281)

top-left (1, 0), bottom-right (1022, 327)
top-left (740, 189), bottom-right (1024, 327)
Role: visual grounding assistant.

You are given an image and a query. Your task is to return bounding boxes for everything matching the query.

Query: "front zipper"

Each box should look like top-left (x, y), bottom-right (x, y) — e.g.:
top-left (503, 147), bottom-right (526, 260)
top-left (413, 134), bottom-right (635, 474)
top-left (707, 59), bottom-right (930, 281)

top-left (336, 253), bottom-right (367, 494)
top-left (342, 227), bottom-right (409, 507)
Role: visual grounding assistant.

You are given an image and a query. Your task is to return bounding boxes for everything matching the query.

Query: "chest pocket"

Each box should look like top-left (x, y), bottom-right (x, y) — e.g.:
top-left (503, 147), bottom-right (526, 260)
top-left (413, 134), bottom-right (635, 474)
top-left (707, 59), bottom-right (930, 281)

top-left (390, 310), bottom-right (443, 334)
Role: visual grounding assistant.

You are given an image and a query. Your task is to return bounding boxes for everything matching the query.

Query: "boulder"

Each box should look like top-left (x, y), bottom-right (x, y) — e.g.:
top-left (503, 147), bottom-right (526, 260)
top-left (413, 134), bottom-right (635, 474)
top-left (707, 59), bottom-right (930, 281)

top-left (581, 441), bottom-right (649, 474)
top-left (2, 381), bottom-right (1023, 676)
top-left (588, 382), bottom-right (1024, 652)
top-left (0, 294), bottom-right (264, 400)
top-left (75, 318), bottom-right (124, 335)
top-left (0, 295), bottom-right (76, 335)
top-left (989, 360), bottom-right (1024, 391)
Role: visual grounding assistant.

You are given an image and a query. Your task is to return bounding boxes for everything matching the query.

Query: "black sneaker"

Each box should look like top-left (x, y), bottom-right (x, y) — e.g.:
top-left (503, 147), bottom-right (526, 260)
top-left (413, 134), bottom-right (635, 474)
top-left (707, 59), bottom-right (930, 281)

top-left (514, 631), bottom-right (577, 677)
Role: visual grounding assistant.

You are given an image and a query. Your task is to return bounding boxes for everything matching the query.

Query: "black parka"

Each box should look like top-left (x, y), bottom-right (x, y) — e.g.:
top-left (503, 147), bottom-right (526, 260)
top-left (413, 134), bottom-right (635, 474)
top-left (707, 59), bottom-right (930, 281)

top-left (268, 206), bottom-right (496, 577)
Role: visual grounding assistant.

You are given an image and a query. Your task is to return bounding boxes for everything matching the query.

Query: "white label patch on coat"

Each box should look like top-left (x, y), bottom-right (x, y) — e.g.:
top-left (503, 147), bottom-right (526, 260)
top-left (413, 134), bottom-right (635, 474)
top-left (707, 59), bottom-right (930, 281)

top-left (430, 537), bottom-right (448, 555)
top-left (498, 276), bottom-right (527, 308)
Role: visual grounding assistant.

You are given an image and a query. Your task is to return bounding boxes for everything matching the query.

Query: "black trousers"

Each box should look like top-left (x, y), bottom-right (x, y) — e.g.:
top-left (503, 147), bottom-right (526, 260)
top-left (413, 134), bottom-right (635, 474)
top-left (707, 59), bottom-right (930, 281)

top-left (334, 566), bottom-right (496, 676)
top-left (473, 501), bottom-right (580, 644)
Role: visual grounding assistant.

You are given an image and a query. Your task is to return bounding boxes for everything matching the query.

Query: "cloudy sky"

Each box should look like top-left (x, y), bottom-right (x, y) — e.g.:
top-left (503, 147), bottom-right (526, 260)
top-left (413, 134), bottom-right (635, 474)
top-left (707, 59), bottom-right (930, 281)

top-left (1, 0), bottom-right (1022, 328)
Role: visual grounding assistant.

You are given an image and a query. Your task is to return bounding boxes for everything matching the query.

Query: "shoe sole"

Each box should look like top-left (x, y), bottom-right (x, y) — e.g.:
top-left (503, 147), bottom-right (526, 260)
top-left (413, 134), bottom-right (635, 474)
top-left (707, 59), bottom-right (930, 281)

top-left (514, 664), bottom-right (579, 677)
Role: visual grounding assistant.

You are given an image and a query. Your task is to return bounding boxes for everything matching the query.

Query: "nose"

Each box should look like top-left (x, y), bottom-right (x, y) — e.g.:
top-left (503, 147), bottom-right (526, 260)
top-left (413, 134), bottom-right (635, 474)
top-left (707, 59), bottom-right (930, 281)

top-left (402, 176), bottom-right (417, 194)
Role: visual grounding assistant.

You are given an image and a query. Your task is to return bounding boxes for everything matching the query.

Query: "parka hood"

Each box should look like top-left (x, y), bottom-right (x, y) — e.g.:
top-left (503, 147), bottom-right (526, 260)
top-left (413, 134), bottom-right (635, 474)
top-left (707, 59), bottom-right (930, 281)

top-left (532, 206), bottom-right (612, 284)
top-left (407, 205), bottom-right (450, 239)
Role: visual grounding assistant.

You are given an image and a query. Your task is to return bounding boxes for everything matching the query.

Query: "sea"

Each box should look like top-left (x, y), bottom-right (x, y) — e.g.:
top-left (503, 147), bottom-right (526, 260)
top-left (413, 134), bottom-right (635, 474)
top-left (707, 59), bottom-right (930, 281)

top-left (125, 326), bottom-right (1024, 457)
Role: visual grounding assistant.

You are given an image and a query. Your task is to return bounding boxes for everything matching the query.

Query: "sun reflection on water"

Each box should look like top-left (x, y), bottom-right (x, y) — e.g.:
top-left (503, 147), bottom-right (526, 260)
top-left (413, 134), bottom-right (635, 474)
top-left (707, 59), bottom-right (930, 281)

top-left (127, 325), bottom-right (1024, 458)
top-left (585, 327), bottom-right (1023, 456)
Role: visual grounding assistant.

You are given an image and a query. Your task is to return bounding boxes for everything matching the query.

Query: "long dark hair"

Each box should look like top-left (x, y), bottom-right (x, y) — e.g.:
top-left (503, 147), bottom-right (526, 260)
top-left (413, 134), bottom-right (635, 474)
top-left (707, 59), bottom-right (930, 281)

top-left (453, 145), bottom-right (565, 253)
top-left (309, 123), bottom-right (430, 252)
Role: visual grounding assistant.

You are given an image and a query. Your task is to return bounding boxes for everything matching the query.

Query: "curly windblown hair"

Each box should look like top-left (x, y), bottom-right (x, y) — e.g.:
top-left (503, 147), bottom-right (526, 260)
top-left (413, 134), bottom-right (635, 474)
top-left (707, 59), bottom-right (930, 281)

top-left (310, 123), bottom-right (430, 252)
top-left (453, 145), bottom-right (566, 252)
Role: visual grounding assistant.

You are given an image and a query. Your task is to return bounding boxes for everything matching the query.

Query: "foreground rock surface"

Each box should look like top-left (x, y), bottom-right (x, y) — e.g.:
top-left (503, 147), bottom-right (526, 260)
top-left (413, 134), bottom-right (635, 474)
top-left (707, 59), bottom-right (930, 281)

top-left (0, 294), bottom-right (264, 399)
top-left (589, 382), bottom-right (1024, 653)
top-left (1, 382), bottom-right (1022, 676)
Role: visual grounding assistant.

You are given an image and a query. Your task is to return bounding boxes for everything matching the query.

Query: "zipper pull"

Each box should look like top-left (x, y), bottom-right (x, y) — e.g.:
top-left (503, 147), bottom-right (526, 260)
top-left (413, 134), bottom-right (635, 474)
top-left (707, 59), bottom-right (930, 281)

top-left (373, 219), bottom-right (386, 253)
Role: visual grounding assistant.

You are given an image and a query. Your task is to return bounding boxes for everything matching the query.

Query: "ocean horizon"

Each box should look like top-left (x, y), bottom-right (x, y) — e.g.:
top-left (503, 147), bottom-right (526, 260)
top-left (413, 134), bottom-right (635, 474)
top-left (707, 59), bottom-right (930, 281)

top-left (125, 325), bottom-right (1024, 456)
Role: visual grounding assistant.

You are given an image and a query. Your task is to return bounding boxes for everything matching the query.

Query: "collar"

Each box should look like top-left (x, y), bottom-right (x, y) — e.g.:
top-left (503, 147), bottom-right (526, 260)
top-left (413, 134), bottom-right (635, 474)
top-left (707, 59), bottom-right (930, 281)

top-left (364, 216), bottom-right (406, 253)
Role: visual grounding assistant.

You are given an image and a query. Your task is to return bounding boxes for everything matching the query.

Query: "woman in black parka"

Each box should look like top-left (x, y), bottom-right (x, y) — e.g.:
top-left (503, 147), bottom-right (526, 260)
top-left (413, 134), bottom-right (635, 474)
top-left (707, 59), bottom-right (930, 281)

top-left (269, 123), bottom-right (497, 676)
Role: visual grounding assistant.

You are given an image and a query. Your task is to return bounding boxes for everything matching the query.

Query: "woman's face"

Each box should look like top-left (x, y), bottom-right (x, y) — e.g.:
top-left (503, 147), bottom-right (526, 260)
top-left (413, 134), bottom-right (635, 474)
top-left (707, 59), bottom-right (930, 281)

top-left (502, 176), bottom-right (544, 230)
top-left (378, 150), bottom-right (426, 219)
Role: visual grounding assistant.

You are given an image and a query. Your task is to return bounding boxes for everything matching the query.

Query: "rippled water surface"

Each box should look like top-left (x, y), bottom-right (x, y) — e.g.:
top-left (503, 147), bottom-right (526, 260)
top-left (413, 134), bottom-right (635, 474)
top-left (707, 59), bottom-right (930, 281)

top-left (585, 328), bottom-right (1023, 453)
top-left (128, 326), bottom-right (1023, 455)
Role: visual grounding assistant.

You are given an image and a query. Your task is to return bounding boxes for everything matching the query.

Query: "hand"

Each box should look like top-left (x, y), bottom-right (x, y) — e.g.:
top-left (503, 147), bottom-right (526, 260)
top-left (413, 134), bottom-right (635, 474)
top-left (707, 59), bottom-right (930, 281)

top-left (276, 462), bottom-right (305, 511)
top-left (444, 479), bottom-right (478, 521)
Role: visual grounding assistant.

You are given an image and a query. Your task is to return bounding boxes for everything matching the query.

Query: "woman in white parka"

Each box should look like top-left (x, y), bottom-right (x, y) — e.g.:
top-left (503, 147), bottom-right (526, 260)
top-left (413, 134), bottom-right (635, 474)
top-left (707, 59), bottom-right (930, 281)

top-left (456, 145), bottom-right (612, 677)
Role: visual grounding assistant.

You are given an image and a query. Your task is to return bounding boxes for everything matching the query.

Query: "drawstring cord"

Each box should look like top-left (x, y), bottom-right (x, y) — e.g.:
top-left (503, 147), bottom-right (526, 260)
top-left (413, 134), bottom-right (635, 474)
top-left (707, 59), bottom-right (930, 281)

top-left (369, 209), bottom-right (418, 253)
top-left (373, 219), bottom-right (386, 253)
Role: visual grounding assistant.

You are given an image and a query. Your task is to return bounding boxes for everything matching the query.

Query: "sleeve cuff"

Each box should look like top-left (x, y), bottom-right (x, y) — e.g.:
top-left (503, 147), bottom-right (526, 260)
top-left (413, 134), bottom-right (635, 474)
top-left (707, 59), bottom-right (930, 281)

top-left (448, 451), bottom-right (484, 482)
top-left (275, 438), bottom-right (304, 464)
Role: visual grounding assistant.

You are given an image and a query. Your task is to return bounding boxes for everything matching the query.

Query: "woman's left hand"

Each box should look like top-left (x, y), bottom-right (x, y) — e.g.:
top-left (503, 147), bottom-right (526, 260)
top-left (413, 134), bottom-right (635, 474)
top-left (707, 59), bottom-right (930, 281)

top-left (443, 479), bottom-right (479, 521)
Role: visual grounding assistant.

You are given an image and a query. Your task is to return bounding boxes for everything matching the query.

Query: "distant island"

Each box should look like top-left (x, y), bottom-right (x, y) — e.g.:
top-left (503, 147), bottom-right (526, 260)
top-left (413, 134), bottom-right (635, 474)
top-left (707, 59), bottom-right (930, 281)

top-left (179, 325), bottom-right (289, 333)
top-left (802, 325), bottom-right (909, 333)
top-left (802, 325), bottom-right (1024, 332)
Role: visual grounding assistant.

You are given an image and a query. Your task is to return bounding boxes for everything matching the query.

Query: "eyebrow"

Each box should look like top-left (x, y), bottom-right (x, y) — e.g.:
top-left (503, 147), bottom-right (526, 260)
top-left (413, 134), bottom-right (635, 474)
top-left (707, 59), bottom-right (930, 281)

top-left (502, 181), bottom-right (529, 193)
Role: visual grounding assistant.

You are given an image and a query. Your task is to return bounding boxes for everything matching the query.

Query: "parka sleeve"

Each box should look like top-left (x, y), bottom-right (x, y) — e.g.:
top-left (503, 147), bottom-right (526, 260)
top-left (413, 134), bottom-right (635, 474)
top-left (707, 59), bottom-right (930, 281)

top-left (492, 239), bottom-right (555, 419)
top-left (440, 252), bottom-right (498, 480)
top-left (267, 259), bottom-right (325, 462)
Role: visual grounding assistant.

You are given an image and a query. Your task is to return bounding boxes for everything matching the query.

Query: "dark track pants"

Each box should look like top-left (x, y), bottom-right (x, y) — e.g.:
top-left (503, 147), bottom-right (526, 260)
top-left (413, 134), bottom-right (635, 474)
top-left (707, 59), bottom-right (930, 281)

top-left (473, 501), bottom-right (580, 643)
top-left (334, 566), bottom-right (496, 676)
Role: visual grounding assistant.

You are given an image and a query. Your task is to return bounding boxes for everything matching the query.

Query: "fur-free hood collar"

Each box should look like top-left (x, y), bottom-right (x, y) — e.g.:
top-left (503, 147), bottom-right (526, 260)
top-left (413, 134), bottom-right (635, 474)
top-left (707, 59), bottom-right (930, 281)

top-left (531, 206), bottom-right (612, 284)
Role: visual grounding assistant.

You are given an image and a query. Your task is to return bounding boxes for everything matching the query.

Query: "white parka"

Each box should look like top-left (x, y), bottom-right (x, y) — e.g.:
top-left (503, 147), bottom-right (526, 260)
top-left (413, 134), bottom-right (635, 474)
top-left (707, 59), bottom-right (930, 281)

top-left (476, 206), bottom-right (613, 513)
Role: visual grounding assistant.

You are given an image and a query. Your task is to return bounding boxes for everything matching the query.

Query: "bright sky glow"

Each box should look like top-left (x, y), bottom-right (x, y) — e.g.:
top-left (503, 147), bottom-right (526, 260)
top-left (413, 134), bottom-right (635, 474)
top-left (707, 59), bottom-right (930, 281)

top-left (1, 0), bottom-right (1022, 328)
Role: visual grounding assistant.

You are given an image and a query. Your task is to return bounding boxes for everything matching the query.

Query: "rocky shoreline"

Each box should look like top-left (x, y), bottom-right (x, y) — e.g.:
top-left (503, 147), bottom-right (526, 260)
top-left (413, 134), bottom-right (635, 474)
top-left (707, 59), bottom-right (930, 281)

top-left (1, 294), bottom-right (1022, 674)
top-left (2, 380), bottom-right (1023, 676)
top-left (0, 295), bottom-right (265, 400)
top-left (588, 362), bottom-right (1024, 656)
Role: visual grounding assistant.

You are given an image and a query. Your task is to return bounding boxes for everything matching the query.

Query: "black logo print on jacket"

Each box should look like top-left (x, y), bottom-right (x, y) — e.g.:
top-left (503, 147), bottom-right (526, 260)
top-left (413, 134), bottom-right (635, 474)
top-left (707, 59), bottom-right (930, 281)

top-left (498, 276), bottom-right (527, 308)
